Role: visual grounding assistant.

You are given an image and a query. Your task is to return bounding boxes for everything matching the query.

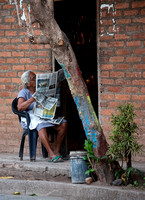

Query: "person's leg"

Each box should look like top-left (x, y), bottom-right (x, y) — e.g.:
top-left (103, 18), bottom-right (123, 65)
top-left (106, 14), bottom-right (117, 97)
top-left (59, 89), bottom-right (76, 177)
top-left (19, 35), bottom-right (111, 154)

top-left (53, 122), bottom-right (67, 156)
top-left (38, 128), bottom-right (56, 159)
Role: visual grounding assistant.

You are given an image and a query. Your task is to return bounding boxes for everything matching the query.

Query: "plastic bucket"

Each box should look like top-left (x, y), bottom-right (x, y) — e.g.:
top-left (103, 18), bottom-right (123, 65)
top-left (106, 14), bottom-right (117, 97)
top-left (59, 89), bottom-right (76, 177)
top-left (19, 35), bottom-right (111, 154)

top-left (70, 151), bottom-right (89, 184)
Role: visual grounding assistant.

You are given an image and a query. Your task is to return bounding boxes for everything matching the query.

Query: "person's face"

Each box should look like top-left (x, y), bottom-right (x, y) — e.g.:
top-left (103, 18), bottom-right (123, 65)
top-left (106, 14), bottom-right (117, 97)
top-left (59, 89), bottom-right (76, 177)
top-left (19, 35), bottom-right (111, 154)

top-left (28, 72), bottom-right (36, 90)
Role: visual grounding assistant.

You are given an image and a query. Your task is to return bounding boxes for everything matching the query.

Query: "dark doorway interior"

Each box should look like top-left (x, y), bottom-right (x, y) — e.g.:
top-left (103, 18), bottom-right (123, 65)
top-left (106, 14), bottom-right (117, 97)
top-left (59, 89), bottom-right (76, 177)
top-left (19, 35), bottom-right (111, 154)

top-left (54, 0), bottom-right (97, 152)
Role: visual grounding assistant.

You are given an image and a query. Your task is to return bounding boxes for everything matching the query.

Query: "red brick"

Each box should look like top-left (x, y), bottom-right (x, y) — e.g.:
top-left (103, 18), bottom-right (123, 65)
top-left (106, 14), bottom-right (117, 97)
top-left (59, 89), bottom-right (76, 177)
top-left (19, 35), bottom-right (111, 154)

top-left (7, 58), bottom-right (19, 63)
top-left (33, 58), bottom-right (45, 64)
top-left (11, 38), bottom-right (23, 43)
top-left (5, 17), bottom-right (15, 23)
top-left (25, 51), bottom-right (37, 57)
top-left (0, 91), bottom-right (11, 97)
top-left (108, 10), bottom-right (122, 17)
top-left (115, 3), bottom-right (129, 9)
top-left (0, 85), bottom-right (5, 90)
top-left (17, 44), bottom-right (29, 50)
top-left (0, 52), bottom-right (11, 57)
top-left (141, 87), bottom-right (145, 93)
top-left (0, 59), bottom-right (5, 63)
top-left (116, 79), bottom-right (131, 85)
top-left (132, 1), bottom-right (145, 8)
top-left (101, 79), bottom-right (114, 85)
top-left (101, 19), bottom-right (114, 26)
top-left (101, 94), bottom-right (115, 100)
top-left (12, 51), bottom-right (24, 57)
top-left (100, 35), bottom-right (113, 41)
top-left (108, 86), bottom-right (122, 93)
top-left (12, 78), bottom-right (21, 84)
top-left (110, 71), bottom-right (125, 78)
top-left (3, 4), bottom-right (14, 9)
top-left (133, 17), bottom-right (145, 24)
top-left (115, 34), bottom-right (130, 40)
top-left (126, 57), bottom-right (141, 62)
top-left (126, 72), bottom-right (141, 78)
top-left (6, 71), bottom-right (17, 77)
top-left (100, 11), bottom-right (106, 18)
top-left (0, 24), bottom-right (11, 30)
top-left (31, 44), bottom-right (43, 50)
top-left (115, 94), bottom-right (130, 100)
top-left (0, 65), bottom-right (11, 70)
top-left (25, 65), bottom-right (38, 71)
top-left (134, 64), bottom-right (145, 69)
top-left (126, 26), bottom-right (140, 32)
top-left (132, 80), bottom-right (145, 86)
top-left (12, 65), bottom-right (25, 70)
top-left (124, 87), bottom-right (139, 93)
top-left (100, 42), bottom-right (108, 48)
top-left (100, 64), bottom-right (114, 70)
top-left (116, 18), bottom-right (131, 24)
top-left (132, 95), bottom-right (145, 101)
top-left (101, 109), bottom-right (115, 116)
top-left (109, 102), bottom-right (121, 108)
top-left (133, 33), bottom-right (145, 39)
top-left (5, 31), bottom-right (17, 36)
top-left (38, 51), bottom-right (50, 57)
top-left (141, 8), bottom-right (145, 15)
top-left (0, 73), bottom-right (5, 77)
top-left (0, 38), bottom-right (10, 43)
top-left (0, 78), bottom-right (11, 83)
top-left (109, 41), bottom-right (124, 47)
top-left (116, 64), bottom-right (130, 70)
top-left (133, 48), bottom-right (145, 55)
top-left (124, 10), bottom-right (138, 16)
top-left (0, 31), bottom-right (4, 36)
top-left (101, 71), bottom-right (109, 77)
top-left (109, 56), bottom-right (124, 62)
top-left (20, 58), bottom-right (31, 64)
top-left (18, 31), bottom-right (27, 36)
top-left (126, 41), bottom-right (141, 47)
top-left (38, 65), bottom-right (51, 71)
top-left (4, 45), bottom-right (17, 50)
top-left (34, 29), bottom-right (41, 36)
top-left (116, 49), bottom-right (130, 55)
top-left (5, 85), bottom-right (17, 90)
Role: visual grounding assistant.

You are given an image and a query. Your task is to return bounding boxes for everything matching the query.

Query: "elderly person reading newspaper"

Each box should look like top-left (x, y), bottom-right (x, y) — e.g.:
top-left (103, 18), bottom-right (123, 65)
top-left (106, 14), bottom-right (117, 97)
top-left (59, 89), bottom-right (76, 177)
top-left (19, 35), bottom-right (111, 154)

top-left (17, 70), bottom-right (67, 162)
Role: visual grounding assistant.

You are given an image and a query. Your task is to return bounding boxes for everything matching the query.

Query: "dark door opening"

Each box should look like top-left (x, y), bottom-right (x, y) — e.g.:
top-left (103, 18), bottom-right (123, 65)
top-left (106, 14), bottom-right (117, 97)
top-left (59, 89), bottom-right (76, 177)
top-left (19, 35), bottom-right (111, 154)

top-left (54, 0), bottom-right (97, 152)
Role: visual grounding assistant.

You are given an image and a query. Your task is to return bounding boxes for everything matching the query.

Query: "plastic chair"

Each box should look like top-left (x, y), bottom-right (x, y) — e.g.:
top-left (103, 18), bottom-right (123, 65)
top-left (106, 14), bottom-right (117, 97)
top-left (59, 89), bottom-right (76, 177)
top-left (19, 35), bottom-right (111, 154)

top-left (11, 98), bottom-right (48, 161)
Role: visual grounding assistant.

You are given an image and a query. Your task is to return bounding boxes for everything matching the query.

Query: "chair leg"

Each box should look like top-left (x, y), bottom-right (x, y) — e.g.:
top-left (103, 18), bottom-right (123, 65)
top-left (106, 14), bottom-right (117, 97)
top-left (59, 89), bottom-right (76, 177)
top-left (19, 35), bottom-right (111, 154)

top-left (28, 129), bottom-right (38, 161)
top-left (41, 143), bottom-right (48, 158)
top-left (19, 129), bottom-right (28, 161)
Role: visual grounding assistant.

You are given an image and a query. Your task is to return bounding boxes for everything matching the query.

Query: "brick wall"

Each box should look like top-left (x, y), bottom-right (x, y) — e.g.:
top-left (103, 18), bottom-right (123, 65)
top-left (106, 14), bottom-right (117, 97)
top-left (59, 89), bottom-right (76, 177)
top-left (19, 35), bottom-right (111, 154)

top-left (99, 0), bottom-right (145, 161)
top-left (0, 0), bottom-right (52, 156)
top-left (0, 0), bottom-right (145, 161)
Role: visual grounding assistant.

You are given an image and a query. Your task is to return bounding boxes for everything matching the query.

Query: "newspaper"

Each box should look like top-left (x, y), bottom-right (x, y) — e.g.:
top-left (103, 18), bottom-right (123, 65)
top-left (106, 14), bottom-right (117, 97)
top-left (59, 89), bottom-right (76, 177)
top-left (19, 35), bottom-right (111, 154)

top-left (32, 69), bottom-right (65, 123)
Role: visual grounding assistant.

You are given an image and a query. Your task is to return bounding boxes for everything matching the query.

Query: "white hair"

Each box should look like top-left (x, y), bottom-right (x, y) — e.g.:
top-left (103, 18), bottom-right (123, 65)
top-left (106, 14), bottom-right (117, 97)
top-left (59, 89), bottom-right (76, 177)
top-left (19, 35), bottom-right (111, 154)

top-left (21, 70), bottom-right (32, 88)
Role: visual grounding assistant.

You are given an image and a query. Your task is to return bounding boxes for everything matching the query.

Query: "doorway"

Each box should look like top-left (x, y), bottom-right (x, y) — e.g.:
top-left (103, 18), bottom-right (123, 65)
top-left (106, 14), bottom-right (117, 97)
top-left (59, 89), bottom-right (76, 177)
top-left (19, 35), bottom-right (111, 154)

top-left (54, 0), bottom-right (98, 152)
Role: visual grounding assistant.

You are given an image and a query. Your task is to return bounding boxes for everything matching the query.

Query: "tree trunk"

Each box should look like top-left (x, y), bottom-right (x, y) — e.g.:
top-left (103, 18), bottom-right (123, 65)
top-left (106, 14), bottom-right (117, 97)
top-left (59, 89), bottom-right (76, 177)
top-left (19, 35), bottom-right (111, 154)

top-left (14, 0), bottom-right (117, 184)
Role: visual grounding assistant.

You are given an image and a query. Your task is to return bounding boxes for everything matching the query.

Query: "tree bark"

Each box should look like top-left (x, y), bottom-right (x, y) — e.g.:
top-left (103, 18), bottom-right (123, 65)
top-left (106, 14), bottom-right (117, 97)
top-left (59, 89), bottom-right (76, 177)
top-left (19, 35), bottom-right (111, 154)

top-left (14, 0), bottom-right (116, 184)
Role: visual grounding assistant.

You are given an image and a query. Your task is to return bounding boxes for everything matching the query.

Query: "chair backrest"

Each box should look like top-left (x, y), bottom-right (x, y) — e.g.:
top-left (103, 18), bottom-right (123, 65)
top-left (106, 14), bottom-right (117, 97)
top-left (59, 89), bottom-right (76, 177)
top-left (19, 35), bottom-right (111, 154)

top-left (11, 98), bottom-right (30, 125)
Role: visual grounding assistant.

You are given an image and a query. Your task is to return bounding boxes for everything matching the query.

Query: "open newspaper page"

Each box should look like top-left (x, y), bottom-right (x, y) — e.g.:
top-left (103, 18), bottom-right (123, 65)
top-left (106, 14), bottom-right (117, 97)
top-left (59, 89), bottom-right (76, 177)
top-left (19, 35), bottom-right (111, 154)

top-left (33, 69), bottom-right (65, 124)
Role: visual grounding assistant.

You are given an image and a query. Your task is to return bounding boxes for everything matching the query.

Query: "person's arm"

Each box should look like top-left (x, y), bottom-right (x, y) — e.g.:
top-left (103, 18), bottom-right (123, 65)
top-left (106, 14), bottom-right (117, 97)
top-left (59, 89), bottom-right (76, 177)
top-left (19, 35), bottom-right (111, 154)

top-left (17, 97), bottom-right (35, 111)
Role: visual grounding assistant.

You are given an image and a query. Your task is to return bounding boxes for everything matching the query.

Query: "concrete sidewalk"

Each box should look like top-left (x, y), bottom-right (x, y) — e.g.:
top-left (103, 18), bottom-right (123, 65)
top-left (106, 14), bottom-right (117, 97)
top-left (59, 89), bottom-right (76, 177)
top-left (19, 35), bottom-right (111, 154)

top-left (0, 153), bottom-right (144, 200)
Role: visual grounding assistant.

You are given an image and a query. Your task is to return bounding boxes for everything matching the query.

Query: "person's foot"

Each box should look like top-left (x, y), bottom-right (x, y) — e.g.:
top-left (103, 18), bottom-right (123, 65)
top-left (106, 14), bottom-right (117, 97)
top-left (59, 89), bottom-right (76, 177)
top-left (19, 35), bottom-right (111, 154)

top-left (48, 155), bottom-right (64, 163)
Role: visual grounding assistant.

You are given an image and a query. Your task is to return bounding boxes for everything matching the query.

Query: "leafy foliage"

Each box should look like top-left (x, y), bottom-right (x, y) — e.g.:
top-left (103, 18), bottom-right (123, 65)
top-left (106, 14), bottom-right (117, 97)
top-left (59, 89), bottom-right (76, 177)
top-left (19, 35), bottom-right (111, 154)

top-left (108, 103), bottom-right (143, 165)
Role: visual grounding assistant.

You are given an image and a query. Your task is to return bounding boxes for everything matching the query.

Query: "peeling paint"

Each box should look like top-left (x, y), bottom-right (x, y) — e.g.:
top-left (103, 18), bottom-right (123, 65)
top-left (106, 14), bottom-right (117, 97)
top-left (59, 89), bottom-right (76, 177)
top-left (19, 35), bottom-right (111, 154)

top-left (100, 4), bottom-right (114, 14)
top-left (100, 3), bottom-right (117, 36)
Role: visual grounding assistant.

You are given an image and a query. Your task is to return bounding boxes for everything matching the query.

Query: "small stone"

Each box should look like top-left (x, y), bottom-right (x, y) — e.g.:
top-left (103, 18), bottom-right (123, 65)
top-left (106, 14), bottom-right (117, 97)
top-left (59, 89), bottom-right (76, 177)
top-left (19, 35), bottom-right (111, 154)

top-left (112, 179), bottom-right (123, 186)
top-left (85, 177), bottom-right (93, 184)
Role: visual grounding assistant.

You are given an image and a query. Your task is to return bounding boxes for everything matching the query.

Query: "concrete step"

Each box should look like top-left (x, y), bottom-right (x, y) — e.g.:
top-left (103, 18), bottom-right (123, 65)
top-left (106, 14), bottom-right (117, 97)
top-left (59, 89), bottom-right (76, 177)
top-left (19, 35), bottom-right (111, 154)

top-left (0, 154), bottom-right (71, 182)
top-left (0, 153), bottom-right (145, 200)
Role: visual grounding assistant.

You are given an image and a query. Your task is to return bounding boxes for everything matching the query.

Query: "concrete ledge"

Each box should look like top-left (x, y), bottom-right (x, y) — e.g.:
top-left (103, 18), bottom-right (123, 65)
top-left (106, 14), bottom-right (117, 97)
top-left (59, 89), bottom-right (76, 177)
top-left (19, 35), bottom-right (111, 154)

top-left (0, 179), bottom-right (145, 200)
